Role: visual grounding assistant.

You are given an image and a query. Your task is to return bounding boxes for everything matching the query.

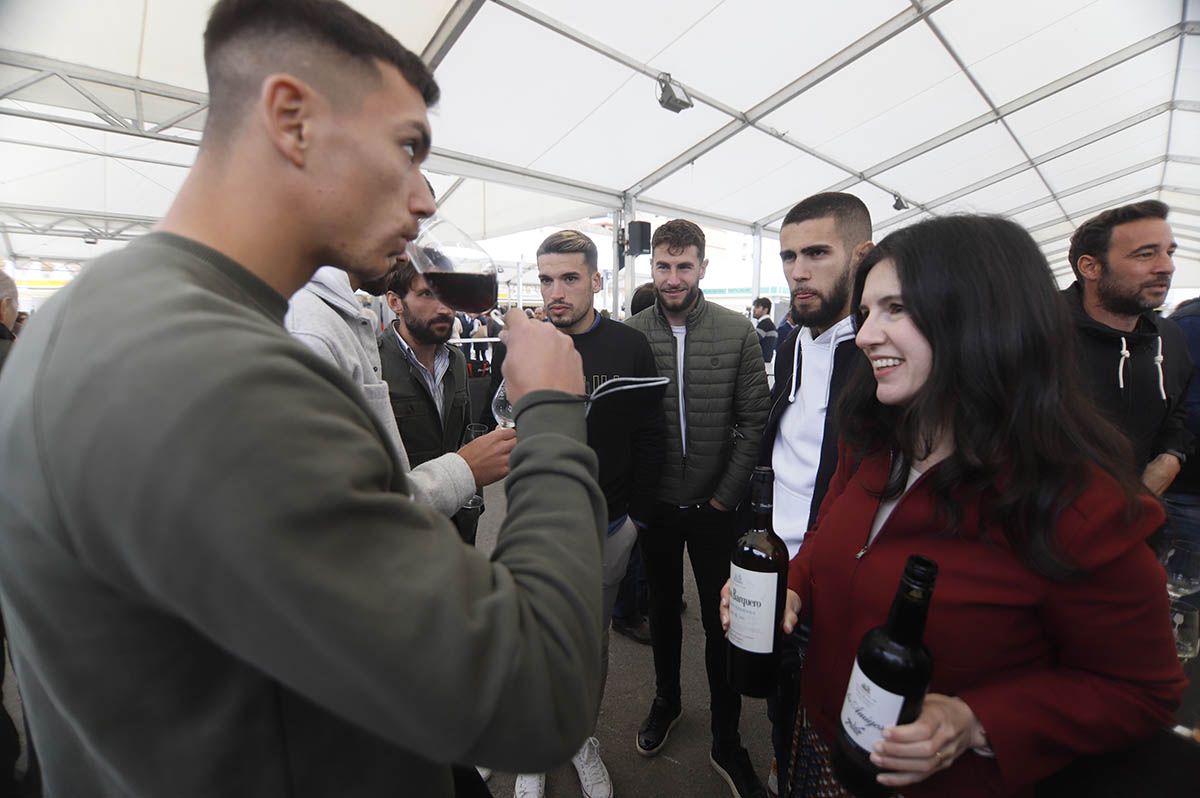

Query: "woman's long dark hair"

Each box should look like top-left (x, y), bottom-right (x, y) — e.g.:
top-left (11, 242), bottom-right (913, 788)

top-left (839, 215), bottom-right (1143, 579)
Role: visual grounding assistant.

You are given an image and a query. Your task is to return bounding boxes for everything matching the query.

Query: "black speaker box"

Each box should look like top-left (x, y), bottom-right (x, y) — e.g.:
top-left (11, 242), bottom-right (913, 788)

top-left (628, 221), bottom-right (651, 255)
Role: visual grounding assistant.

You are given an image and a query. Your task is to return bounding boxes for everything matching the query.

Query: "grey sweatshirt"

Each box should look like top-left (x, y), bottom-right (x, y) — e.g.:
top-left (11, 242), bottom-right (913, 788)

top-left (0, 232), bottom-right (606, 797)
top-left (285, 266), bottom-right (476, 517)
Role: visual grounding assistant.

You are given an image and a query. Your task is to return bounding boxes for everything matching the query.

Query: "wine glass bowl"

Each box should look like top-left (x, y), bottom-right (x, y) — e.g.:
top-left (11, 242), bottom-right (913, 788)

top-left (1171, 599), bottom-right (1200, 661)
top-left (491, 380), bottom-right (515, 429)
top-left (406, 214), bottom-right (498, 313)
top-left (1162, 540), bottom-right (1200, 599)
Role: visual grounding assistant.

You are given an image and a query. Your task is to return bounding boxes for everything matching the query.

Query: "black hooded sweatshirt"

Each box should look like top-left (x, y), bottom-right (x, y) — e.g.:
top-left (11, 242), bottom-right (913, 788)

top-left (1063, 281), bottom-right (1193, 471)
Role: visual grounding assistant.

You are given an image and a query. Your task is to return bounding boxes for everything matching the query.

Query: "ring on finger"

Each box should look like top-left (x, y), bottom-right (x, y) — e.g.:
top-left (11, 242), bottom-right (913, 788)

top-left (934, 749), bottom-right (945, 762)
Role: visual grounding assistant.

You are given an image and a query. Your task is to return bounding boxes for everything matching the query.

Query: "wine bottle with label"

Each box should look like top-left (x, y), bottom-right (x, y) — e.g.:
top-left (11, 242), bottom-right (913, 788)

top-left (832, 554), bottom-right (938, 798)
top-left (726, 466), bottom-right (789, 698)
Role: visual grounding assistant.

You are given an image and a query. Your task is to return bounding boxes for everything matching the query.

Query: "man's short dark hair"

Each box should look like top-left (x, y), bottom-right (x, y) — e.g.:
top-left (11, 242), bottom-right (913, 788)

top-left (537, 230), bottom-right (598, 272)
top-left (781, 192), bottom-right (872, 250)
top-left (203, 0), bottom-right (439, 143)
top-left (651, 219), bottom-right (705, 262)
top-left (1067, 200), bottom-right (1170, 281)
top-left (387, 260), bottom-right (420, 299)
top-left (630, 282), bottom-right (656, 316)
top-left (753, 297), bottom-right (771, 311)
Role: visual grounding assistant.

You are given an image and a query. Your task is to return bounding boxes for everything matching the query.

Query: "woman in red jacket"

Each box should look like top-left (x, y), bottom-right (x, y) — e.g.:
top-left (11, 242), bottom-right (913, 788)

top-left (727, 215), bottom-right (1185, 797)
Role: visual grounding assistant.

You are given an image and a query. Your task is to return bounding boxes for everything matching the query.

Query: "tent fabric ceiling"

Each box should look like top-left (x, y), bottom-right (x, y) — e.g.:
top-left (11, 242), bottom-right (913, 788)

top-left (0, 0), bottom-right (1196, 287)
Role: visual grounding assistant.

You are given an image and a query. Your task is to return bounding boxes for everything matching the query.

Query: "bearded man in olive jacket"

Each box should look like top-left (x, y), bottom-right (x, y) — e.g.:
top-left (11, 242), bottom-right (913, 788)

top-left (626, 219), bottom-right (770, 798)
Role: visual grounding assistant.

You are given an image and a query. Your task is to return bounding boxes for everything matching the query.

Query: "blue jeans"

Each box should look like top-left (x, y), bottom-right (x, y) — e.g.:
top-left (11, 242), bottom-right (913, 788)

top-left (1163, 491), bottom-right (1200, 548)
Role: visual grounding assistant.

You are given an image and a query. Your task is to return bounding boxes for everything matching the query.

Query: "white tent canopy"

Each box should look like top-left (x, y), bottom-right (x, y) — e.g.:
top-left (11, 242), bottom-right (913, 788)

top-left (1, 0), bottom-right (1197, 306)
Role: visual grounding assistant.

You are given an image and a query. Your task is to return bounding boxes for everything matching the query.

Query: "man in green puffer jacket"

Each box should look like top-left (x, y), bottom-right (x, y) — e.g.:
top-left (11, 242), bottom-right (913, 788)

top-left (627, 219), bottom-right (771, 798)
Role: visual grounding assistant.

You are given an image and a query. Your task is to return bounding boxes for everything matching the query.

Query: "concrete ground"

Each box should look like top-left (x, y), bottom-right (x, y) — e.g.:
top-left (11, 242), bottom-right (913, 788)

top-left (475, 482), bottom-right (775, 798)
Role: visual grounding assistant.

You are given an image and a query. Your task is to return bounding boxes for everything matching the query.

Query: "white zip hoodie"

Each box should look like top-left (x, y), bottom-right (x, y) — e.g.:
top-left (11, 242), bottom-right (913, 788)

top-left (771, 315), bottom-right (858, 557)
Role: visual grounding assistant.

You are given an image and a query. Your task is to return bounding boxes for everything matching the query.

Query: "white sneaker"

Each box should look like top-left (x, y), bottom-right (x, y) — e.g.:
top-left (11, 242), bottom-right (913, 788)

top-left (477, 766), bottom-right (493, 782)
top-left (514, 772), bottom-right (545, 798)
top-left (571, 737), bottom-right (613, 798)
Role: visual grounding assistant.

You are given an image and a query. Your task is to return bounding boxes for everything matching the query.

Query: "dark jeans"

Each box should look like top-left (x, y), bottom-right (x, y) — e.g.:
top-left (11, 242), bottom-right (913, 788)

top-left (1163, 491), bottom-right (1200, 548)
top-left (611, 537), bottom-right (648, 623)
top-left (639, 502), bottom-right (742, 746)
top-left (451, 765), bottom-right (492, 798)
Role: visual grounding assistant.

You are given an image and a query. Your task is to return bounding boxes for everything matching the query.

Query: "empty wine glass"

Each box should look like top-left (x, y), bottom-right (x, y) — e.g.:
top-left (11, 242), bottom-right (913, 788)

top-left (1171, 600), bottom-right (1200, 661)
top-left (461, 423), bottom-right (488, 510)
top-left (1162, 540), bottom-right (1200, 599)
top-left (491, 380), bottom-right (515, 429)
top-left (406, 214), bottom-right (498, 313)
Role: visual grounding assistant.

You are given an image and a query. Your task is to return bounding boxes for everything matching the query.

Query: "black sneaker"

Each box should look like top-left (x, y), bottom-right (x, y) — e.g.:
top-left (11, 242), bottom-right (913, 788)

top-left (611, 617), bottom-right (652, 645)
top-left (635, 697), bottom-right (681, 757)
top-left (710, 743), bottom-right (767, 798)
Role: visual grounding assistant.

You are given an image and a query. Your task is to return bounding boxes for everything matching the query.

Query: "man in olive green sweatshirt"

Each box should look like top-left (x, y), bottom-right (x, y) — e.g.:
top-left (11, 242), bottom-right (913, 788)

top-left (0, 2), bottom-right (605, 797)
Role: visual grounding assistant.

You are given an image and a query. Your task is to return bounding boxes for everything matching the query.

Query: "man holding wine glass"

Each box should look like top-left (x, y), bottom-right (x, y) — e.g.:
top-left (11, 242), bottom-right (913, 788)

top-left (0, 1), bottom-right (609, 795)
top-left (380, 257), bottom-right (517, 535)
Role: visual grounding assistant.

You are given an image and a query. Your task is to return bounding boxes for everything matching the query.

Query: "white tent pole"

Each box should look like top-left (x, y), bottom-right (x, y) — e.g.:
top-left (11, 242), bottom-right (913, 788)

top-left (624, 195), bottom-right (637, 318)
top-left (751, 224), bottom-right (762, 306)
top-left (611, 207), bottom-right (623, 318)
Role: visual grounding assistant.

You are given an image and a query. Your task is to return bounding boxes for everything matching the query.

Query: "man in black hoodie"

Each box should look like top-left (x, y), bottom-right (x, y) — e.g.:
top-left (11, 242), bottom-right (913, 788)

top-left (1063, 199), bottom-right (1191, 495)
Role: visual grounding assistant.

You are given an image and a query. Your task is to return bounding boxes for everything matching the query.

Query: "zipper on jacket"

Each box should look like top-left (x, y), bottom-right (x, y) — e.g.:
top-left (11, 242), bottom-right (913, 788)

top-left (856, 450), bottom-right (897, 561)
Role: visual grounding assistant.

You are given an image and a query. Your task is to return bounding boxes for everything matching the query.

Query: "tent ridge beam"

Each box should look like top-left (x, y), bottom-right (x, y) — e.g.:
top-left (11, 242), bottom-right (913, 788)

top-left (0, 49), bottom-right (208, 102)
top-left (423, 0), bottom-right (486, 71)
top-left (0, 68), bottom-right (53, 101)
top-left (626, 0), bottom-right (953, 195)
top-left (916, 2), bottom-right (1073, 223)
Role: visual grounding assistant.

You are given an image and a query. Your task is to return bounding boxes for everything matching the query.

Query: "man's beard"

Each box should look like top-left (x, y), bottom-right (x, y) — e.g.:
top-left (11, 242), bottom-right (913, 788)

top-left (1096, 261), bottom-right (1170, 317)
top-left (656, 283), bottom-right (700, 314)
top-left (402, 302), bottom-right (453, 345)
top-left (791, 264), bottom-right (852, 331)
top-left (549, 303), bottom-right (592, 331)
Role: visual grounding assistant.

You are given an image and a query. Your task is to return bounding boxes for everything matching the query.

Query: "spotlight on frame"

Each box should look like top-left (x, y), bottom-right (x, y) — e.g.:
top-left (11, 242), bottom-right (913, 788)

top-left (656, 73), bottom-right (693, 113)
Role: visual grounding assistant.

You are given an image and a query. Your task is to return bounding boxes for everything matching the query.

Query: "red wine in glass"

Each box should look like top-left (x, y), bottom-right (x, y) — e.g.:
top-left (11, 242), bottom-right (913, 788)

top-left (424, 271), bottom-right (497, 314)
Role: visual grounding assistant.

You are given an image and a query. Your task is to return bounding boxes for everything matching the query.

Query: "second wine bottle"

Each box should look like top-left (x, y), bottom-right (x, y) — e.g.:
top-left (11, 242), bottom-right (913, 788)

top-left (726, 465), bottom-right (789, 698)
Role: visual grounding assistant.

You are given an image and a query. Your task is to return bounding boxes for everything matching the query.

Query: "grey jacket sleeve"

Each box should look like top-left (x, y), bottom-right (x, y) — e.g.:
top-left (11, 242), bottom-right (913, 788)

top-left (75, 337), bottom-right (607, 773)
top-left (713, 325), bottom-right (771, 509)
top-left (287, 312), bottom-right (476, 516)
top-left (407, 453), bottom-right (477, 517)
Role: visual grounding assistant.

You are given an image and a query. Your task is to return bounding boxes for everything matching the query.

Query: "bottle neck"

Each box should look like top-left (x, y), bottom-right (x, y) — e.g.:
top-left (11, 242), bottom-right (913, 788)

top-left (884, 582), bottom-right (931, 647)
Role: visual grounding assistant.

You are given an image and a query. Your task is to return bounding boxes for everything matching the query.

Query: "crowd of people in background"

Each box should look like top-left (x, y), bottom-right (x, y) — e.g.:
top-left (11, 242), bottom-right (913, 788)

top-left (0, 2), bottom-right (1195, 798)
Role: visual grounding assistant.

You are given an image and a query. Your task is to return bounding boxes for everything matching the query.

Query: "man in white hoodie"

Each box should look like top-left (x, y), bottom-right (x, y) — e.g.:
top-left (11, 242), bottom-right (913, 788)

top-left (757, 192), bottom-right (872, 796)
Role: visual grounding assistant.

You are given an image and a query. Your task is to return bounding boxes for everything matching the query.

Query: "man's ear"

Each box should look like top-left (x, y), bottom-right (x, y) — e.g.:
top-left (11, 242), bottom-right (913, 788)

top-left (591, 271), bottom-right (602, 294)
top-left (386, 290), bottom-right (403, 314)
top-left (852, 240), bottom-right (874, 266)
top-left (1076, 254), bottom-right (1104, 282)
top-left (698, 258), bottom-right (709, 280)
top-left (259, 73), bottom-right (317, 168)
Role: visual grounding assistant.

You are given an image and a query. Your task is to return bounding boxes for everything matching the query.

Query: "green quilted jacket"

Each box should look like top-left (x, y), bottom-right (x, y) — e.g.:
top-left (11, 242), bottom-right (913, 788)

top-left (627, 292), bottom-right (770, 508)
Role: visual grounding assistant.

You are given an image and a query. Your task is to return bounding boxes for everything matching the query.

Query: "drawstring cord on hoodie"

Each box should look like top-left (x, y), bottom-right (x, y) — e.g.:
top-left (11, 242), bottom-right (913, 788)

top-left (1154, 336), bottom-right (1166, 401)
top-left (1118, 336), bottom-right (1130, 389)
top-left (1117, 335), bottom-right (1167, 400)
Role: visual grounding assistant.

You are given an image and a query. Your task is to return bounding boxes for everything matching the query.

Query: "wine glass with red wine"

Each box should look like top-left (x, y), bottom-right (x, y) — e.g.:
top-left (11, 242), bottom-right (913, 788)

top-left (406, 215), bottom-right (498, 313)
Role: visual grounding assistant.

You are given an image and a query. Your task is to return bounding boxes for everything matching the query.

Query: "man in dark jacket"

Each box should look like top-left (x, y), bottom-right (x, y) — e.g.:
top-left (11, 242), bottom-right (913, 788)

top-left (751, 298), bottom-right (777, 362)
top-left (380, 260), bottom-right (516, 545)
top-left (1064, 199), bottom-right (1191, 495)
top-left (759, 192), bottom-right (874, 795)
top-left (514, 230), bottom-right (667, 798)
top-left (1165, 298), bottom-right (1200, 548)
top-left (627, 219), bottom-right (770, 798)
